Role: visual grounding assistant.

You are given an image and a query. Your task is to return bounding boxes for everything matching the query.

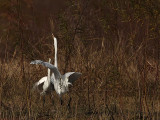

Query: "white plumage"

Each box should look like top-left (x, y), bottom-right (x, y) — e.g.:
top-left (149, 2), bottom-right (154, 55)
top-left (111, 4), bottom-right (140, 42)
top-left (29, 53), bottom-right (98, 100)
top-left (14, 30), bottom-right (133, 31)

top-left (31, 34), bottom-right (81, 100)
top-left (30, 60), bottom-right (81, 97)
top-left (32, 58), bottom-right (51, 95)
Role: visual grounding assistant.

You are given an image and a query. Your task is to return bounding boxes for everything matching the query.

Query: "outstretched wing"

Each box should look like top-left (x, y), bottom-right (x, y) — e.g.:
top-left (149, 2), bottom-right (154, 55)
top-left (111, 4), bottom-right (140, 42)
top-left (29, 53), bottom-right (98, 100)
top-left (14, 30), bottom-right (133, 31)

top-left (30, 60), bottom-right (61, 80)
top-left (63, 72), bottom-right (82, 84)
top-left (33, 76), bottom-right (47, 90)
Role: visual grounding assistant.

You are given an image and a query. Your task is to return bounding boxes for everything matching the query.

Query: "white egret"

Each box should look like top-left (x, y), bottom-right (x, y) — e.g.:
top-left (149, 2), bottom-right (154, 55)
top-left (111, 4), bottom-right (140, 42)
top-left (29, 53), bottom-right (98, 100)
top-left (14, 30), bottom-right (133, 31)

top-left (32, 34), bottom-right (58, 95)
top-left (32, 58), bottom-right (52, 95)
top-left (31, 34), bottom-right (81, 106)
top-left (30, 60), bottom-right (81, 105)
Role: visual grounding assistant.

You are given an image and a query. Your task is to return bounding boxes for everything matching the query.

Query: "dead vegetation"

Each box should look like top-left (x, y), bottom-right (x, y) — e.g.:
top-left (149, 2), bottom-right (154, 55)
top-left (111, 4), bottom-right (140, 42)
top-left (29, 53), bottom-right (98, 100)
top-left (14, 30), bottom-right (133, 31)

top-left (0, 0), bottom-right (160, 119)
top-left (0, 38), bottom-right (160, 119)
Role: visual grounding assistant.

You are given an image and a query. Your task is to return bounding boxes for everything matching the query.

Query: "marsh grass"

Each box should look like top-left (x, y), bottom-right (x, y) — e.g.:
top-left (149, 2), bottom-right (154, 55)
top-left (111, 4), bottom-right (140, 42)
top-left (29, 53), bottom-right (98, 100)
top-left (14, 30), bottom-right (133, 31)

top-left (0, 37), bottom-right (159, 120)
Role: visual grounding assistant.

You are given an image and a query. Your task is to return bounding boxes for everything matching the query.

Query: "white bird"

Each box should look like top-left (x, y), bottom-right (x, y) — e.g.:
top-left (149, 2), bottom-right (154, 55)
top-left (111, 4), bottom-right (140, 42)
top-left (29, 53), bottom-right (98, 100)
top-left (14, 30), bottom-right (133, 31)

top-left (32, 34), bottom-right (58, 95)
top-left (32, 58), bottom-right (52, 95)
top-left (30, 60), bottom-right (81, 104)
top-left (30, 35), bottom-right (81, 105)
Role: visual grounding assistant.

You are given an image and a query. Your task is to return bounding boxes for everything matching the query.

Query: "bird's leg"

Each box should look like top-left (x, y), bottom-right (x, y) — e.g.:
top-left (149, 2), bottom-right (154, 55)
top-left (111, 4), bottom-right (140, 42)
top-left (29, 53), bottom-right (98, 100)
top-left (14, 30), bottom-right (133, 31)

top-left (42, 95), bottom-right (45, 112)
top-left (67, 96), bottom-right (72, 110)
top-left (60, 97), bottom-right (63, 105)
top-left (59, 95), bottom-right (63, 105)
top-left (50, 94), bottom-right (54, 106)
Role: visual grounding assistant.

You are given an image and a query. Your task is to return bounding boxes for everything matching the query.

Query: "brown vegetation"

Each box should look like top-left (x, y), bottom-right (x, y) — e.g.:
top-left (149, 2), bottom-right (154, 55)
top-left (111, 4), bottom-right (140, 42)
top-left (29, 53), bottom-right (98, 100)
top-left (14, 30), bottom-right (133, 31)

top-left (0, 0), bottom-right (160, 119)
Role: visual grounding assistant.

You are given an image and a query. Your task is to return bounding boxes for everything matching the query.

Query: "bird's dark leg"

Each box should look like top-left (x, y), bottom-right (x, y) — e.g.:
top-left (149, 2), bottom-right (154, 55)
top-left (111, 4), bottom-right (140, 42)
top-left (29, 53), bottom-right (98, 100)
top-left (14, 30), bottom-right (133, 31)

top-left (50, 94), bottom-right (54, 106)
top-left (60, 99), bottom-right (63, 105)
top-left (67, 96), bottom-right (72, 110)
top-left (43, 95), bottom-right (45, 112)
top-left (60, 95), bottom-right (63, 105)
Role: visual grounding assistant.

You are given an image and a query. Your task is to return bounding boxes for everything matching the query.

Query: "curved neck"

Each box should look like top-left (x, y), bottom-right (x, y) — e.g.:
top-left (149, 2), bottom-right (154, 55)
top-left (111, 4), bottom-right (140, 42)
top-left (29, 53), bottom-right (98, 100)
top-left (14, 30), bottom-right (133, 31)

top-left (47, 58), bottom-right (51, 82)
top-left (54, 37), bottom-right (58, 68)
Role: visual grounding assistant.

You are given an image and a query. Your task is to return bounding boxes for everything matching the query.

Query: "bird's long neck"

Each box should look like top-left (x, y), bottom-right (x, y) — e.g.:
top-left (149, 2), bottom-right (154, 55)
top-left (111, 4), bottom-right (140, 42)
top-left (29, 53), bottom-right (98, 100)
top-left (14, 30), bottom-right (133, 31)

top-left (47, 58), bottom-right (51, 82)
top-left (54, 37), bottom-right (58, 68)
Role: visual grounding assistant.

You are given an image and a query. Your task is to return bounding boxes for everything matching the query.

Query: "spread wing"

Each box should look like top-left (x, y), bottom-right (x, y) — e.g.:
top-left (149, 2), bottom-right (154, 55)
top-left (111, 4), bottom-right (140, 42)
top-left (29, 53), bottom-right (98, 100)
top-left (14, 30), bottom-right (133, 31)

top-left (33, 76), bottom-right (47, 90)
top-left (30, 60), bottom-right (61, 80)
top-left (63, 72), bottom-right (82, 84)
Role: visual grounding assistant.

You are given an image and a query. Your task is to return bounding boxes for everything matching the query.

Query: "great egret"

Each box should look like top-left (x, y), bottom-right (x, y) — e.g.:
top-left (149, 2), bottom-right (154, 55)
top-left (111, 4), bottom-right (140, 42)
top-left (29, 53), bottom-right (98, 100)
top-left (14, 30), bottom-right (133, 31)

top-left (30, 34), bottom-right (81, 105)
top-left (32, 58), bottom-right (52, 95)
top-left (30, 60), bottom-right (81, 105)
top-left (32, 34), bottom-right (57, 95)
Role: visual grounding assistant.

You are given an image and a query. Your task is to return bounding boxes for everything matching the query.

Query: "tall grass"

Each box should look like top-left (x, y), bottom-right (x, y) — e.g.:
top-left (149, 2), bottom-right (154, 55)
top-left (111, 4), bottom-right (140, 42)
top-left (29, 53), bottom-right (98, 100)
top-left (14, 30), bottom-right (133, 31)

top-left (0, 35), bottom-right (159, 119)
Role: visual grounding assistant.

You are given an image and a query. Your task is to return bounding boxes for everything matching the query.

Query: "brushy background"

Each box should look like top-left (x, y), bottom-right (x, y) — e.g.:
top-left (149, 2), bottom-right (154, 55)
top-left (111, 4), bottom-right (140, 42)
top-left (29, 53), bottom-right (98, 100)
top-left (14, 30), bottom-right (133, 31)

top-left (0, 0), bottom-right (160, 119)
